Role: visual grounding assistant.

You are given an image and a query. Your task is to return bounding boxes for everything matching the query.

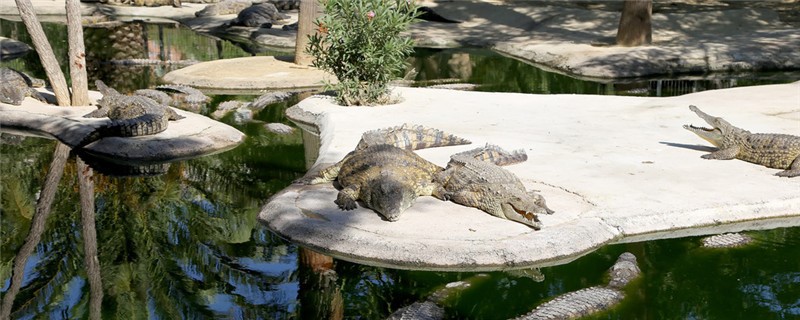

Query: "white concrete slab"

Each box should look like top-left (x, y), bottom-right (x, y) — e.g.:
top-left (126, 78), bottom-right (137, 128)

top-left (259, 82), bottom-right (800, 271)
top-left (0, 89), bottom-right (245, 162)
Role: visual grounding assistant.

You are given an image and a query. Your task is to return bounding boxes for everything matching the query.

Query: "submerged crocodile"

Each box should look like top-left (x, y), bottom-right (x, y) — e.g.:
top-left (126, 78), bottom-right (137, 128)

top-left (390, 253), bottom-right (639, 320)
top-left (701, 232), bottom-right (753, 248)
top-left (79, 80), bottom-right (184, 146)
top-left (301, 124), bottom-right (471, 221)
top-left (514, 252), bottom-right (641, 320)
top-left (0, 67), bottom-right (47, 105)
top-left (433, 145), bottom-right (554, 230)
top-left (684, 105), bottom-right (800, 177)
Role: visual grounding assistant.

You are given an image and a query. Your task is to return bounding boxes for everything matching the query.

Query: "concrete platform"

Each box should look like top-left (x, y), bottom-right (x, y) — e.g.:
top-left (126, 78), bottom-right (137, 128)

top-left (258, 82), bottom-right (800, 271)
top-left (0, 89), bottom-right (245, 162)
top-left (162, 56), bottom-right (335, 92)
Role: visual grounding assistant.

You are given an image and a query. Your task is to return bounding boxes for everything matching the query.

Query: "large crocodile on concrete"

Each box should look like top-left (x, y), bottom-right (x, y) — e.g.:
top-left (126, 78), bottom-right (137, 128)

top-left (300, 124), bottom-right (471, 221)
top-left (433, 145), bottom-right (554, 230)
top-left (0, 67), bottom-right (47, 106)
top-left (79, 80), bottom-right (185, 146)
top-left (513, 252), bottom-right (641, 320)
top-left (684, 105), bottom-right (800, 177)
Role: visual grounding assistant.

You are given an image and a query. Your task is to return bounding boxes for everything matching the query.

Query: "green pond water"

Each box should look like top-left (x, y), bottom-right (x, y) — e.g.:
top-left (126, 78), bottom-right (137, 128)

top-left (1, 19), bottom-right (799, 319)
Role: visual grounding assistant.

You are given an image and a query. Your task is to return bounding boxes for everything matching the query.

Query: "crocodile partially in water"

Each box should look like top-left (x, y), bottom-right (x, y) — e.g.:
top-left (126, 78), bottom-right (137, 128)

top-left (0, 67), bottom-right (47, 106)
top-left (300, 124), bottom-right (471, 221)
top-left (388, 253), bottom-right (640, 320)
top-left (434, 145), bottom-right (554, 230)
top-left (79, 80), bottom-right (184, 146)
top-left (684, 105), bottom-right (800, 177)
top-left (513, 252), bottom-right (641, 320)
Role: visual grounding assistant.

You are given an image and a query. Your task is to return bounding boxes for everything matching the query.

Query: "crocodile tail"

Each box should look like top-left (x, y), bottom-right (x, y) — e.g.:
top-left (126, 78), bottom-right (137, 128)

top-left (76, 113), bottom-right (169, 148)
top-left (357, 123), bottom-right (471, 150)
top-left (453, 144), bottom-right (527, 166)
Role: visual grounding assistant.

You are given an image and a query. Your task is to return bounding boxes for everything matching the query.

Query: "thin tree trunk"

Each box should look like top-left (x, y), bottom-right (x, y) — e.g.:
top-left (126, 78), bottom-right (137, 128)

top-left (294, 0), bottom-right (321, 66)
top-left (0, 143), bottom-right (71, 320)
top-left (77, 158), bottom-right (103, 320)
top-left (66, 0), bottom-right (90, 106)
top-left (616, 0), bottom-right (652, 47)
top-left (15, 0), bottom-right (71, 106)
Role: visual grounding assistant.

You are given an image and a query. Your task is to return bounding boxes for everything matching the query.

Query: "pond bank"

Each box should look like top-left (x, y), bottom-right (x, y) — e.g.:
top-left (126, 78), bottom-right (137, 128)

top-left (2, 0), bottom-right (798, 81)
top-left (259, 82), bottom-right (800, 271)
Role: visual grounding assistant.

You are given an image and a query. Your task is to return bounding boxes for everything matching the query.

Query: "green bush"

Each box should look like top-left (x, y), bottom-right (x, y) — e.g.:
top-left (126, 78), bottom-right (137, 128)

top-left (307, 0), bottom-right (420, 106)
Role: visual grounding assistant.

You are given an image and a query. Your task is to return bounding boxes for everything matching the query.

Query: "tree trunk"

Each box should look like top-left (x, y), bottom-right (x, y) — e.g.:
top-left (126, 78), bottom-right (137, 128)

top-left (15, 0), bottom-right (71, 106)
top-left (616, 0), bottom-right (652, 47)
top-left (294, 0), bottom-right (322, 66)
top-left (66, 0), bottom-right (90, 106)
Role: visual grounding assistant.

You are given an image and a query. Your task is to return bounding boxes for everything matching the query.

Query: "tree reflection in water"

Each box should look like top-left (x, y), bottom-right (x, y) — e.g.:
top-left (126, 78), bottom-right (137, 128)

top-left (0, 134), bottom-right (305, 319)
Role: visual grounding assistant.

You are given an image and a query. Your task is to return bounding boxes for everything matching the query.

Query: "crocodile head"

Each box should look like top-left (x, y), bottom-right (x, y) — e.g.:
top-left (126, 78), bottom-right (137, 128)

top-left (500, 190), bottom-right (553, 230)
top-left (364, 176), bottom-right (417, 222)
top-left (683, 105), bottom-right (746, 147)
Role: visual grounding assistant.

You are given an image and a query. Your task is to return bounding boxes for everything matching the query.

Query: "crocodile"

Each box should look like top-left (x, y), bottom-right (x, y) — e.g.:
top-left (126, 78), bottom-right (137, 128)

top-left (513, 252), bottom-right (641, 320)
top-left (433, 145), bottom-right (554, 230)
top-left (701, 232), bottom-right (753, 248)
top-left (0, 67), bottom-right (47, 106)
top-left (155, 84), bottom-right (210, 112)
top-left (79, 80), bottom-right (184, 146)
top-left (684, 105), bottom-right (800, 177)
top-left (301, 124), bottom-right (470, 221)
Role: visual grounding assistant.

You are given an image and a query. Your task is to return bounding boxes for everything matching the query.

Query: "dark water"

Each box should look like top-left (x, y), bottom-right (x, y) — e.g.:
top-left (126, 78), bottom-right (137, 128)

top-left (1, 19), bottom-right (799, 319)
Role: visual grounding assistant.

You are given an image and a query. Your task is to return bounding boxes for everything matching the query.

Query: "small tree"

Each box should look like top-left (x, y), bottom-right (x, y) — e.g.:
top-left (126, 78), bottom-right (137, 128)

top-left (306, 0), bottom-right (420, 106)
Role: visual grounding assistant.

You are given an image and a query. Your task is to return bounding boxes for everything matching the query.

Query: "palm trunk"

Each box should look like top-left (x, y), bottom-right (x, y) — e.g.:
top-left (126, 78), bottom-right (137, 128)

top-left (616, 0), bottom-right (652, 46)
top-left (294, 0), bottom-right (322, 66)
top-left (66, 0), bottom-right (90, 106)
top-left (15, 0), bottom-right (71, 106)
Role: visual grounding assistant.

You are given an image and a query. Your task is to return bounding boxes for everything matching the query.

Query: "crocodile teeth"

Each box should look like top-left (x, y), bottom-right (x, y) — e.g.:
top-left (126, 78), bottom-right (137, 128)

top-left (512, 205), bottom-right (538, 222)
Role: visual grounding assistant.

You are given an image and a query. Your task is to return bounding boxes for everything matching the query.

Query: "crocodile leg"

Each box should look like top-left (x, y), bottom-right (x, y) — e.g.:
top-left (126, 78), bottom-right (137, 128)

top-left (335, 184), bottom-right (360, 210)
top-left (701, 145), bottom-right (740, 160)
top-left (776, 156), bottom-right (800, 177)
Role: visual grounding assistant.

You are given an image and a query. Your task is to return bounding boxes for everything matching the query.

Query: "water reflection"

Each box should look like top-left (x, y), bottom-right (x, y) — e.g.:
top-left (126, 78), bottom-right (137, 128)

top-left (408, 48), bottom-right (800, 96)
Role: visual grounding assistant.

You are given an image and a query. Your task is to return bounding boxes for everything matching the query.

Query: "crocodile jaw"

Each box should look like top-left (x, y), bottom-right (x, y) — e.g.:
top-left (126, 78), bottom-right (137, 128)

top-left (501, 202), bottom-right (543, 230)
top-left (684, 105), bottom-right (731, 147)
top-left (683, 124), bottom-right (724, 148)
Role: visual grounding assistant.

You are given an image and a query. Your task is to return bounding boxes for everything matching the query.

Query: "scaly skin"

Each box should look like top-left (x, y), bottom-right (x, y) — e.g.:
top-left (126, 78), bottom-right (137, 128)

top-left (334, 144), bottom-right (445, 221)
top-left (79, 80), bottom-right (184, 146)
top-left (301, 124), bottom-right (471, 221)
top-left (0, 67), bottom-right (47, 106)
top-left (684, 105), bottom-right (800, 177)
top-left (434, 145), bottom-right (553, 230)
top-left (514, 253), bottom-right (640, 320)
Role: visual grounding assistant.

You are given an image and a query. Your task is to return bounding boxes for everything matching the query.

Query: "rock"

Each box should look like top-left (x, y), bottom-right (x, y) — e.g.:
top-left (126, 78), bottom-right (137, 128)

top-left (248, 91), bottom-right (292, 110)
top-left (0, 37), bottom-right (31, 60)
top-left (233, 107), bottom-right (253, 124)
top-left (264, 122), bottom-right (295, 135)
top-left (195, 0), bottom-right (252, 17)
top-left (212, 100), bottom-right (244, 119)
top-left (231, 2), bottom-right (289, 27)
